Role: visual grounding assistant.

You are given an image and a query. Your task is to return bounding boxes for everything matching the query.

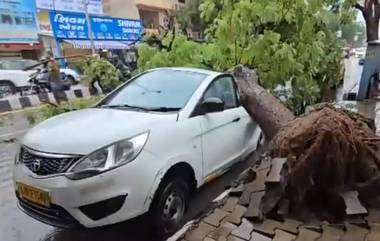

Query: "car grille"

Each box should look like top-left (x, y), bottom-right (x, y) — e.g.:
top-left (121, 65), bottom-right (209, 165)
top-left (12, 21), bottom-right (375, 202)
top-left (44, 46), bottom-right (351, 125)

top-left (20, 147), bottom-right (81, 176)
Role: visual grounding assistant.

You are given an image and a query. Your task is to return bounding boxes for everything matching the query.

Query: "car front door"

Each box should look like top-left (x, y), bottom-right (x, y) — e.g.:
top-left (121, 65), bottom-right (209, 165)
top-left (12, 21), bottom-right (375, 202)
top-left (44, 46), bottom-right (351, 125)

top-left (195, 75), bottom-right (247, 181)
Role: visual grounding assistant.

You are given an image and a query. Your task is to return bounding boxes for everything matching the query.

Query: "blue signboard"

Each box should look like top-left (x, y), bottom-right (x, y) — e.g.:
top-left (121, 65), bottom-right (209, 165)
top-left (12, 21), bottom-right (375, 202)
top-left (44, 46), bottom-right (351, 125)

top-left (91, 17), bottom-right (142, 41)
top-left (0, 0), bottom-right (39, 43)
top-left (50, 11), bottom-right (143, 41)
top-left (49, 11), bottom-right (88, 40)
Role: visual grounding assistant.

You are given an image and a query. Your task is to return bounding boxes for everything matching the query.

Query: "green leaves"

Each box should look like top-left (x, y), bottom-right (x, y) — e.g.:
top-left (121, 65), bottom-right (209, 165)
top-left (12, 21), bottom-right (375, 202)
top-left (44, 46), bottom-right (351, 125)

top-left (137, 0), bottom-right (351, 114)
top-left (82, 59), bottom-right (121, 91)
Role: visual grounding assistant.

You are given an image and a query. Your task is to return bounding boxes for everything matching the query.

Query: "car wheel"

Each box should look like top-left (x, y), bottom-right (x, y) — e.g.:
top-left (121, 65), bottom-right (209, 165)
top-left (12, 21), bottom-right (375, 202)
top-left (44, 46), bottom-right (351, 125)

top-left (0, 81), bottom-right (16, 98)
top-left (67, 75), bottom-right (77, 85)
top-left (151, 178), bottom-right (189, 237)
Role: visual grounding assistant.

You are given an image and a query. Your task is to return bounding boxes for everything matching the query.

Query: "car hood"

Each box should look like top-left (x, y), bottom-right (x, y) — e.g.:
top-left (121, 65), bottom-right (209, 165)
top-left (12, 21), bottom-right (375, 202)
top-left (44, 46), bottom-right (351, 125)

top-left (22, 108), bottom-right (177, 155)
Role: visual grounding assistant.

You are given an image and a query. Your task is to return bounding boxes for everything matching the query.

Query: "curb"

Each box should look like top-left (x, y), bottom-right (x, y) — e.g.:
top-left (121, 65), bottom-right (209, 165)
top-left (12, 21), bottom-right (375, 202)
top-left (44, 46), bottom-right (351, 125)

top-left (0, 87), bottom-right (97, 113)
top-left (166, 188), bottom-right (232, 241)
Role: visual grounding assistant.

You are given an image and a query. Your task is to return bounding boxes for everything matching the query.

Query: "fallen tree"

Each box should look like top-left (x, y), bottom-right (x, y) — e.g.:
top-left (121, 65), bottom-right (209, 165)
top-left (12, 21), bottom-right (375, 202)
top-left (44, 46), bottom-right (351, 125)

top-left (230, 65), bottom-right (380, 220)
top-left (230, 65), bottom-right (295, 141)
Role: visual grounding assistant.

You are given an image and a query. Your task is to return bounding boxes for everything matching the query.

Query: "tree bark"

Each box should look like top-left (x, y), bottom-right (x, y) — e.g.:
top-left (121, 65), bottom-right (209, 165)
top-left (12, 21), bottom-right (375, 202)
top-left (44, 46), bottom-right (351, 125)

top-left (364, 12), bottom-right (379, 42)
top-left (356, 0), bottom-right (380, 42)
top-left (229, 65), bottom-right (295, 141)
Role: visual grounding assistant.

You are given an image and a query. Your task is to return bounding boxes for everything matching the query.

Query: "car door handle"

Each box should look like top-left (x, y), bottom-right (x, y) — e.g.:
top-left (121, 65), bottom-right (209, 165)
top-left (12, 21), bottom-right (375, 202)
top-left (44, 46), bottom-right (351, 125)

top-left (232, 117), bottom-right (241, 123)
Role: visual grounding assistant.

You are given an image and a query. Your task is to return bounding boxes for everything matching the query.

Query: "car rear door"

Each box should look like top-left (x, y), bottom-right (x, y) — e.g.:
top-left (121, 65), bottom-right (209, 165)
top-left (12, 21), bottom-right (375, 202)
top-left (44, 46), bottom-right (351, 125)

top-left (195, 75), bottom-right (247, 181)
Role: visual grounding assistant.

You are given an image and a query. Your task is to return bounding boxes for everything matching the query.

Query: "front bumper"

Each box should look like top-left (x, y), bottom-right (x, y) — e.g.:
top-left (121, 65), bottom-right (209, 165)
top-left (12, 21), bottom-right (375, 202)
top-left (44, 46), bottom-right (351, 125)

top-left (17, 193), bottom-right (82, 228)
top-left (13, 150), bottom-right (159, 228)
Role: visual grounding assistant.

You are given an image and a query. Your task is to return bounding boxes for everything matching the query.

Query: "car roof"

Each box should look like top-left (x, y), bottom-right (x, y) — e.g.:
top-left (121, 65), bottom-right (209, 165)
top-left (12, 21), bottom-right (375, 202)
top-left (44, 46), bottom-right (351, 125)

top-left (149, 67), bottom-right (221, 78)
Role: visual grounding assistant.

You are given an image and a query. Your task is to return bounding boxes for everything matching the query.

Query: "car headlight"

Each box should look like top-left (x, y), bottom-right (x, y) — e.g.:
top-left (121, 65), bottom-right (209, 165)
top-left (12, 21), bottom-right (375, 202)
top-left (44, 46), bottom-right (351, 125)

top-left (66, 132), bottom-right (149, 180)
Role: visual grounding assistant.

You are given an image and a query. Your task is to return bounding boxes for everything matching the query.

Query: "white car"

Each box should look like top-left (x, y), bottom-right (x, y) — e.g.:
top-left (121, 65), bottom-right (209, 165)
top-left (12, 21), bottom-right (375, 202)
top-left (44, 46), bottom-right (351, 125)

top-left (13, 68), bottom-right (261, 235)
top-left (0, 59), bottom-right (80, 98)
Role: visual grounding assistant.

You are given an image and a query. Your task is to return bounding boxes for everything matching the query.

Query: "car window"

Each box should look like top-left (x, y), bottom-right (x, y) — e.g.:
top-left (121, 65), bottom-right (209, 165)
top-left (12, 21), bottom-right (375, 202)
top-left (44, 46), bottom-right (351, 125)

top-left (0, 60), bottom-right (38, 70)
top-left (100, 69), bottom-right (207, 109)
top-left (22, 60), bottom-right (38, 69)
top-left (203, 76), bottom-right (238, 109)
top-left (0, 60), bottom-right (24, 70)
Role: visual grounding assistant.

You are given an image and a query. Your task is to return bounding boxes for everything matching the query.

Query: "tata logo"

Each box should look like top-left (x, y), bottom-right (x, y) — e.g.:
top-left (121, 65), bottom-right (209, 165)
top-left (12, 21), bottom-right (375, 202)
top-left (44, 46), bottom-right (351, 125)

top-left (31, 159), bottom-right (41, 172)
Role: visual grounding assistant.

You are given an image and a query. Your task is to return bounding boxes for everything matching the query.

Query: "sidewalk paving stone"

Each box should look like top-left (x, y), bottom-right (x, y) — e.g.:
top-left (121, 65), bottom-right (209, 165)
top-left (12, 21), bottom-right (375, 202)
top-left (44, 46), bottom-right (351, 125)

top-left (277, 218), bottom-right (303, 234)
top-left (204, 209), bottom-right (230, 227)
top-left (252, 219), bottom-right (282, 236)
top-left (244, 191), bottom-right (265, 220)
top-left (249, 231), bottom-right (271, 241)
top-left (231, 218), bottom-right (253, 240)
top-left (226, 235), bottom-right (245, 241)
top-left (272, 229), bottom-right (296, 241)
top-left (294, 227), bottom-right (321, 241)
top-left (316, 225), bottom-right (344, 241)
top-left (339, 191), bottom-right (367, 216)
top-left (222, 197), bottom-right (239, 212)
top-left (265, 158), bottom-right (287, 183)
top-left (224, 205), bottom-right (247, 225)
top-left (185, 222), bottom-right (215, 241)
top-left (208, 222), bottom-right (237, 241)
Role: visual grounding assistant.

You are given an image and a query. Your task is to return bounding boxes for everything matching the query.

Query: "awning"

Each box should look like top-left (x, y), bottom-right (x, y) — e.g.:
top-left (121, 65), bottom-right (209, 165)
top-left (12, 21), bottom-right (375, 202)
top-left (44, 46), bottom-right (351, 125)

top-left (64, 40), bottom-right (133, 49)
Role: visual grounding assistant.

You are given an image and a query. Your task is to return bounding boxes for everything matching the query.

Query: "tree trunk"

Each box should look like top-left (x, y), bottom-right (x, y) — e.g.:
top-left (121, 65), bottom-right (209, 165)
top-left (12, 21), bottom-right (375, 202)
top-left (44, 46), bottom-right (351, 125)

top-left (365, 14), bottom-right (379, 41)
top-left (357, 0), bottom-right (380, 42)
top-left (229, 65), bottom-right (295, 141)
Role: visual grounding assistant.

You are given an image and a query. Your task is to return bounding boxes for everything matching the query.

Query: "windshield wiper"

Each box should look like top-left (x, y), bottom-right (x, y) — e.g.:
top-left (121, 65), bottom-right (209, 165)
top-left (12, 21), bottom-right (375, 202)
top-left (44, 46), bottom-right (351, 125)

top-left (147, 107), bottom-right (181, 112)
top-left (99, 104), bottom-right (180, 112)
top-left (99, 104), bottom-right (151, 111)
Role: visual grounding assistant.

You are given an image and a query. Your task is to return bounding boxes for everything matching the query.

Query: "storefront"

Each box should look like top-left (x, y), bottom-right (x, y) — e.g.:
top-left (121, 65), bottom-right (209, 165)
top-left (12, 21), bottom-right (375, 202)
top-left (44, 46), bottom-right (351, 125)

top-left (49, 11), bottom-right (142, 65)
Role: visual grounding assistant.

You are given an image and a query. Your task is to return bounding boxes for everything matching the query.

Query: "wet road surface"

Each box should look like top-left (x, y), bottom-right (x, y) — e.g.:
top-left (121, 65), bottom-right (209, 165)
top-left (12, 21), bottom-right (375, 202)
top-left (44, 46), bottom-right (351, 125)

top-left (0, 118), bottom-right (260, 241)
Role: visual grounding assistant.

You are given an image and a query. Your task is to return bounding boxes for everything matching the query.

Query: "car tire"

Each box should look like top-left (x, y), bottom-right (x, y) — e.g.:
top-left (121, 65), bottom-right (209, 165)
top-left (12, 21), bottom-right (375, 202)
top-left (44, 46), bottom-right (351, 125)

top-left (67, 75), bottom-right (77, 85)
top-left (151, 177), bottom-right (190, 237)
top-left (0, 81), bottom-right (16, 98)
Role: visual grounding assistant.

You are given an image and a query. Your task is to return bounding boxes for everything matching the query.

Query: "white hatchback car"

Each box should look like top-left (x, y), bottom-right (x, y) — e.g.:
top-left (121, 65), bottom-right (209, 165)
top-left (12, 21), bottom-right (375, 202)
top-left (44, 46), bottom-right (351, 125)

top-left (13, 68), bottom-right (261, 235)
top-left (0, 59), bottom-right (80, 98)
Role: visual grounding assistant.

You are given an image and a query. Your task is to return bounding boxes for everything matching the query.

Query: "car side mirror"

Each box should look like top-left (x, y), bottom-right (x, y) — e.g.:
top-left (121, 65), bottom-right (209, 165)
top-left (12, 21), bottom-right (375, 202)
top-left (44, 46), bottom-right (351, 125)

top-left (201, 97), bottom-right (224, 113)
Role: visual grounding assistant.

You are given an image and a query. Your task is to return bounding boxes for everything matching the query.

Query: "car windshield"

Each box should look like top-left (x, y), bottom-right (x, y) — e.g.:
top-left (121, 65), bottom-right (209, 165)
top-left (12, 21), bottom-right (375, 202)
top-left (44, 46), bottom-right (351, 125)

top-left (99, 69), bottom-right (207, 111)
top-left (0, 60), bottom-right (38, 70)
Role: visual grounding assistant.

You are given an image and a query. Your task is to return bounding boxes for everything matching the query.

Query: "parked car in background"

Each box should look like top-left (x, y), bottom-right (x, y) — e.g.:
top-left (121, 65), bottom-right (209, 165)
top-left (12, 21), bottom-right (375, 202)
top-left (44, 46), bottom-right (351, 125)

top-left (14, 68), bottom-right (262, 236)
top-left (0, 59), bottom-right (80, 98)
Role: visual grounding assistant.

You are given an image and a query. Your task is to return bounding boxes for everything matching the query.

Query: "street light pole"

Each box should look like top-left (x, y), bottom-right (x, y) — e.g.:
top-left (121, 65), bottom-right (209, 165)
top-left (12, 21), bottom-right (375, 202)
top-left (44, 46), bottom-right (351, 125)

top-left (84, 0), bottom-right (96, 55)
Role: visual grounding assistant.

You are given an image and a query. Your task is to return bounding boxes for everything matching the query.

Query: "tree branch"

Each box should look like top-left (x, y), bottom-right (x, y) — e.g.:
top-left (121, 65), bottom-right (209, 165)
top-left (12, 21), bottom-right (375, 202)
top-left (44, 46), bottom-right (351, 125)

top-left (354, 2), bottom-right (365, 12)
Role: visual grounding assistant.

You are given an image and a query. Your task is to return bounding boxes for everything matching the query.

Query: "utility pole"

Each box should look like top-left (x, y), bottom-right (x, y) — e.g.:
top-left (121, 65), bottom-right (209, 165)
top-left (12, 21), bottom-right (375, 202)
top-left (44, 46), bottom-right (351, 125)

top-left (84, 0), bottom-right (96, 55)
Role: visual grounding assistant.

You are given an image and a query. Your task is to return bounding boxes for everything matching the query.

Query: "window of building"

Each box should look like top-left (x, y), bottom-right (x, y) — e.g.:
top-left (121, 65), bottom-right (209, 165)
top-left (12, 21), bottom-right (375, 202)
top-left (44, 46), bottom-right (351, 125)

top-left (138, 10), bottom-right (159, 29)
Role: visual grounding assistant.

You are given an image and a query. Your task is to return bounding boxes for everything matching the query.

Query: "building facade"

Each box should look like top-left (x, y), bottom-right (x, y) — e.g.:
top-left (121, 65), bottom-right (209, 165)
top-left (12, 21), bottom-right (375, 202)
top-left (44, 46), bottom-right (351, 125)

top-left (136, 0), bottom-right (186, 34)
top-left (102, 0), bottom-right (139, 19)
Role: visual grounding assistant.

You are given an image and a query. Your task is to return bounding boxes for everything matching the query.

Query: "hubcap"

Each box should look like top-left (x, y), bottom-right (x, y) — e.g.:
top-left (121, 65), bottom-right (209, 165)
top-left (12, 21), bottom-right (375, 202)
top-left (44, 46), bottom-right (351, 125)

top-left (0, 85), bottom-right (13, 98)
top-left (162, 191), bottom-right (185, 227)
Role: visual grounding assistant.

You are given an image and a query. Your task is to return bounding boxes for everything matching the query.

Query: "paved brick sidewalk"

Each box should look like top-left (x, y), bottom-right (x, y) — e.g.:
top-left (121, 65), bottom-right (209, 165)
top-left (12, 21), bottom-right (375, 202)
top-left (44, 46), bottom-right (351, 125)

top-left (175, 157), bottom-right (380, 241)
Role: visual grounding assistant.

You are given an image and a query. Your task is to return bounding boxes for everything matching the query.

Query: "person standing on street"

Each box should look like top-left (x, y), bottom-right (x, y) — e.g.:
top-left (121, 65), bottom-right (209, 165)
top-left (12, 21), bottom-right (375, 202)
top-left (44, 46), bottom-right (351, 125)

top-left (47, 51), bottom-right (64, 104)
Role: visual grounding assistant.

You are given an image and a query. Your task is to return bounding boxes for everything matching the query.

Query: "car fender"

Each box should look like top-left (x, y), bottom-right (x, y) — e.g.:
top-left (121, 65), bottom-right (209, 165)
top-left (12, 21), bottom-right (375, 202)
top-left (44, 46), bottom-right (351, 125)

top-left (143, 156), bottom-right (200, 211)
top-left (61, 68), bottom-right (79, 80)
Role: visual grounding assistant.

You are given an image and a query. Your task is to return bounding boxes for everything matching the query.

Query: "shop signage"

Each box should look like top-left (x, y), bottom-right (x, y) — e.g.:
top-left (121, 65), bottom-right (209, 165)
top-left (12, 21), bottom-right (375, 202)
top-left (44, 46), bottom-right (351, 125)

top-left (50, 11), bottom-right (143, 41)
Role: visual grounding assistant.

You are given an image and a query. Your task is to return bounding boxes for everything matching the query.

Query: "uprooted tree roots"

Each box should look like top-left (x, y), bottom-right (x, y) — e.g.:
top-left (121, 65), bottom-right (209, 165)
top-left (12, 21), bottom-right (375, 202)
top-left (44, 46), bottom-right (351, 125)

top-left (267, 104), bottom-right (380, 219)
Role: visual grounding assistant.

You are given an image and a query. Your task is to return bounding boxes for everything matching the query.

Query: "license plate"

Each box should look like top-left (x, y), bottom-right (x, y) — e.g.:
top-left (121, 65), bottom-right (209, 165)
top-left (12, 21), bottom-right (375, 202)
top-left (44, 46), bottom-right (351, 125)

top-left (16, 182), bottom-right (50, 207)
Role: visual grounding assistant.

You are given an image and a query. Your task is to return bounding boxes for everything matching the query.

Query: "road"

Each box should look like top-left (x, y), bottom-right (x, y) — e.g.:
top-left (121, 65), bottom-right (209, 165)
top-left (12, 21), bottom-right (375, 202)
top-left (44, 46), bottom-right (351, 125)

top-left (0, 113), bottom-right (260, 241)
